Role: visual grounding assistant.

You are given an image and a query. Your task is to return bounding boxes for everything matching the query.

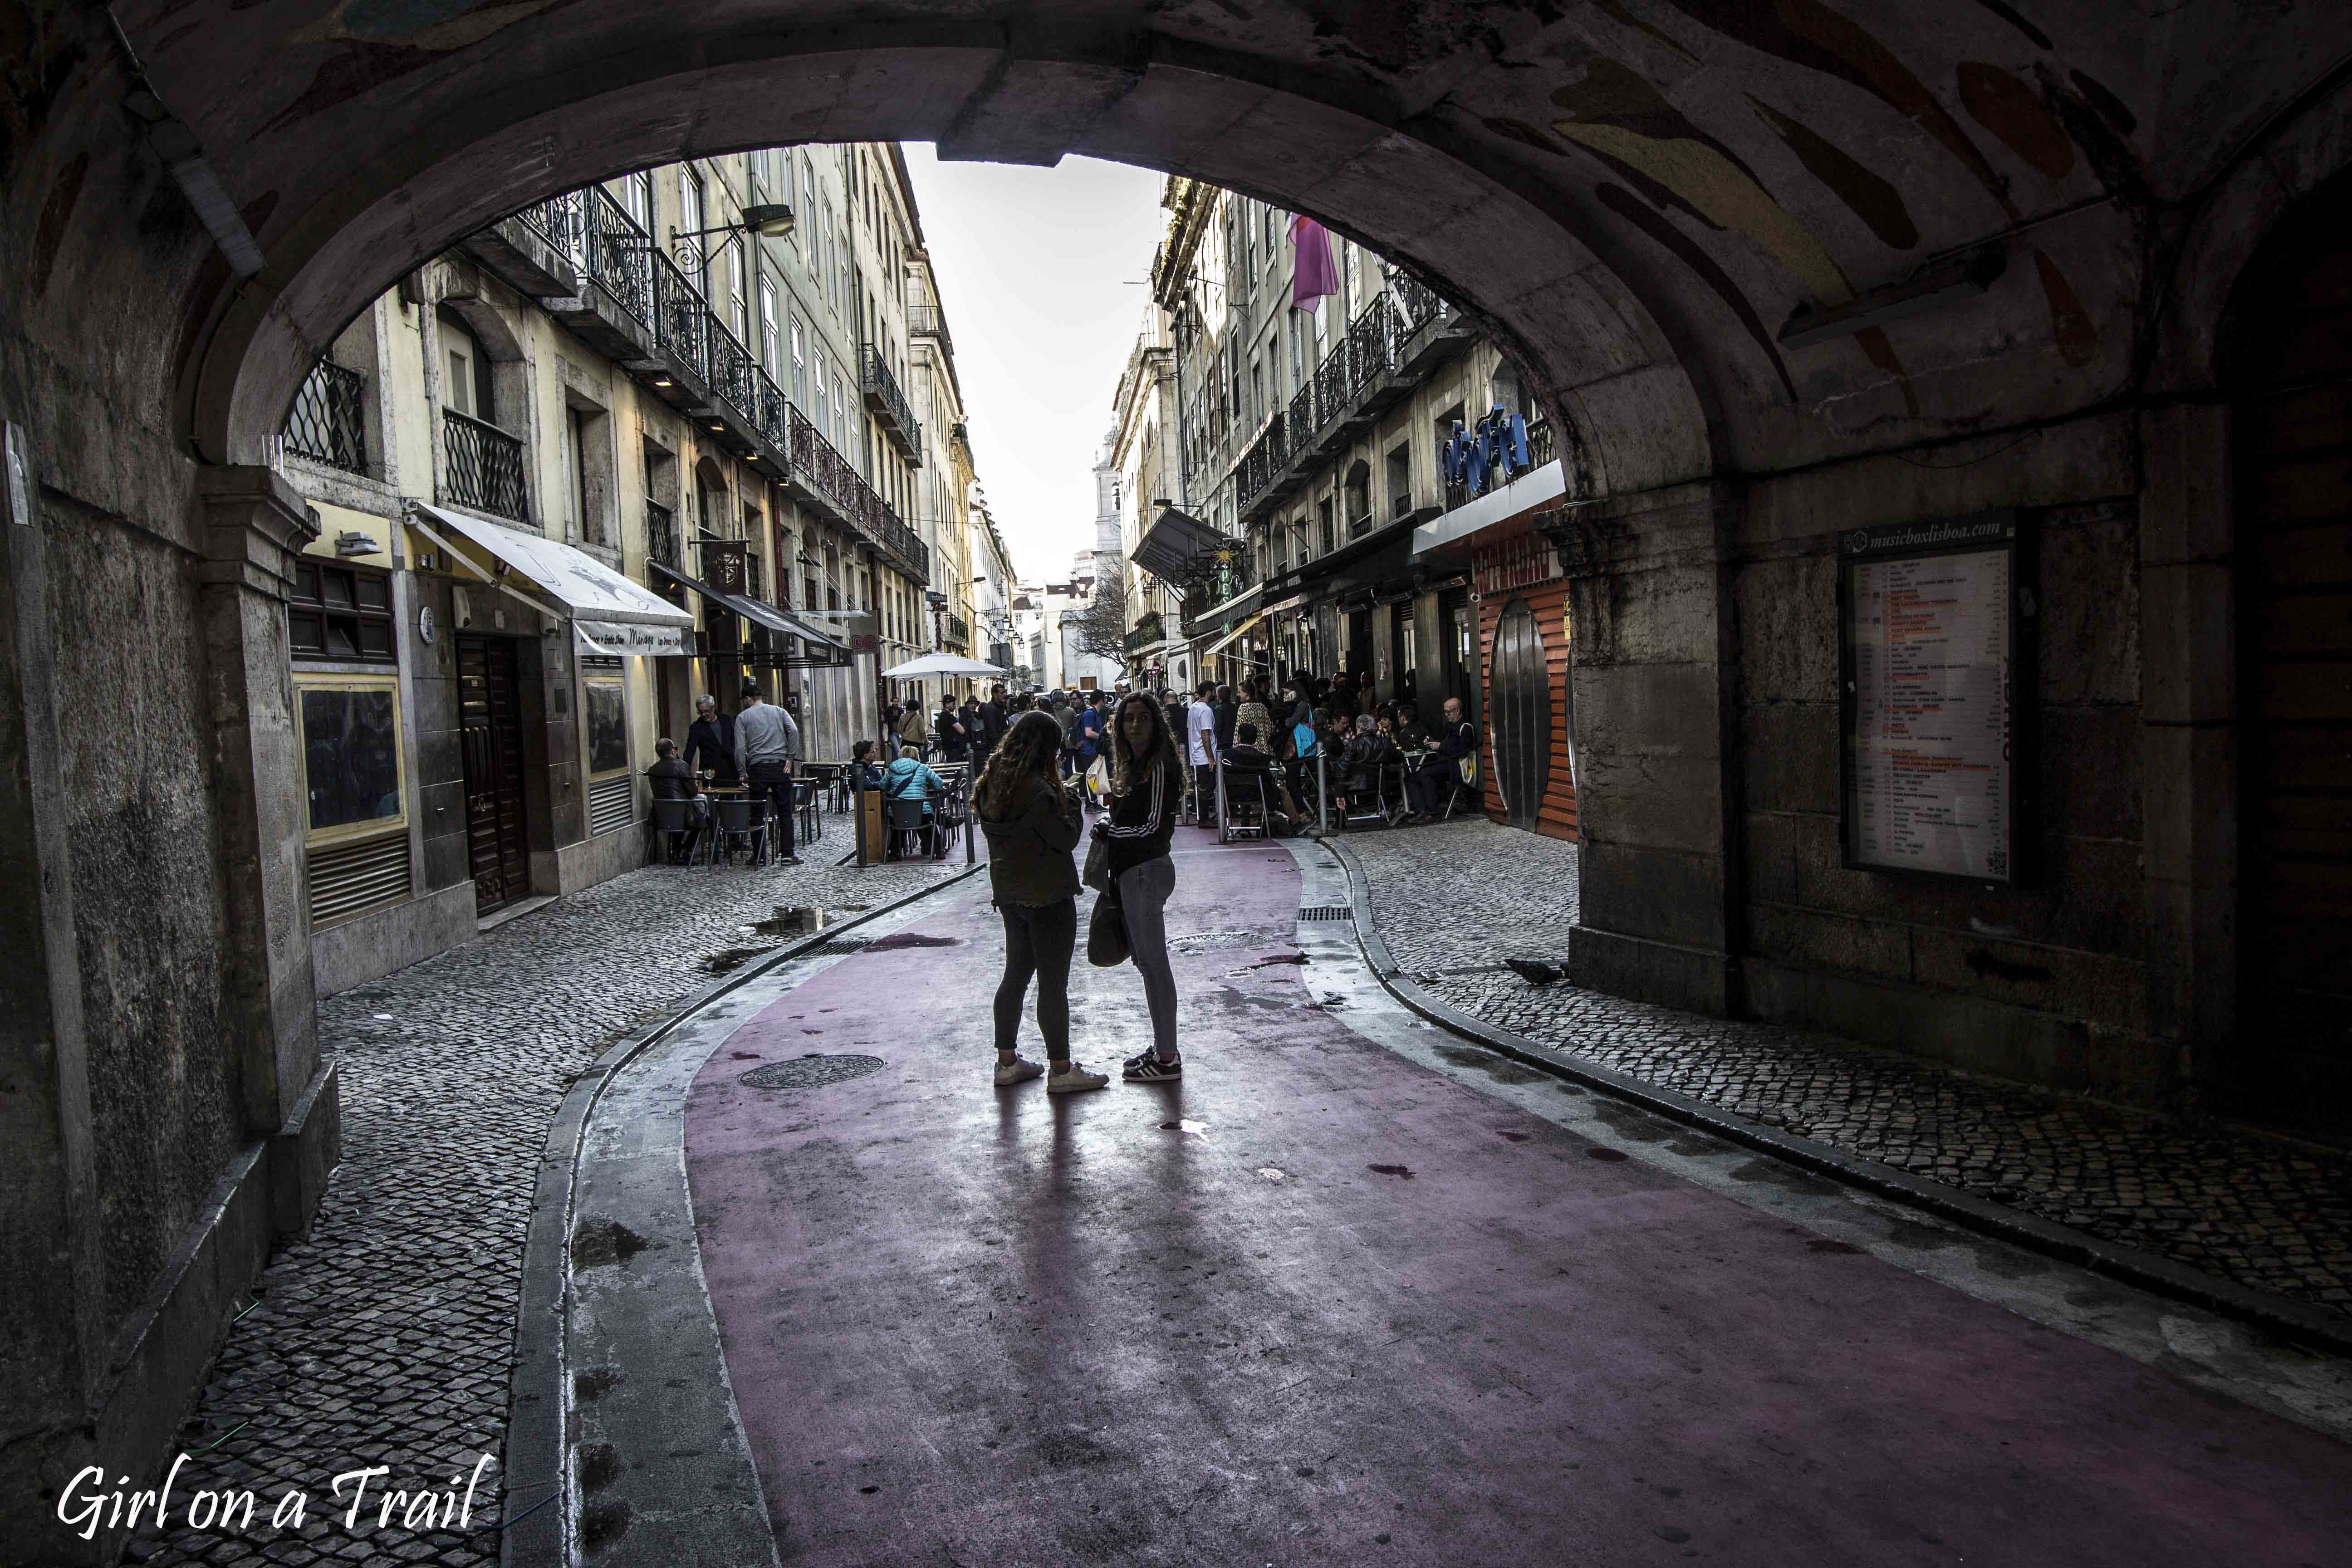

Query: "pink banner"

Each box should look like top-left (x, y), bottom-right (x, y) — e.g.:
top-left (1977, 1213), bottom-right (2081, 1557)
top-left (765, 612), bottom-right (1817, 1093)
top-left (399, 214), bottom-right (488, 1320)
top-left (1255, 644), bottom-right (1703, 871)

top-left (1291, 216), bottom-right (1338, 310)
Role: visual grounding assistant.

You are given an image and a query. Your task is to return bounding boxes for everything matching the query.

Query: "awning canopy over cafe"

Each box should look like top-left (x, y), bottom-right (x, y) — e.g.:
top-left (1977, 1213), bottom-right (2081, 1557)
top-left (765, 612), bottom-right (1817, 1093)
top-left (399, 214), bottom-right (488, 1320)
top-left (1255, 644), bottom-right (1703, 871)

top-left (1127, 504), bottom-right (1228, 581)
top-left (407, 502), bottom-right (694, 655)
top-left (649, 560), bottom-right (853, 667)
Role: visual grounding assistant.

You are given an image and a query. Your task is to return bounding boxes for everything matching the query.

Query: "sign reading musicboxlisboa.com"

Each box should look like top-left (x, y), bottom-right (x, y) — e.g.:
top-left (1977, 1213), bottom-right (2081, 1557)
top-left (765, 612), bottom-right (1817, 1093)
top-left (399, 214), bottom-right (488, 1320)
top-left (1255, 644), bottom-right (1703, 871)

top-left (1839, 513), bottom-right (2026, 885)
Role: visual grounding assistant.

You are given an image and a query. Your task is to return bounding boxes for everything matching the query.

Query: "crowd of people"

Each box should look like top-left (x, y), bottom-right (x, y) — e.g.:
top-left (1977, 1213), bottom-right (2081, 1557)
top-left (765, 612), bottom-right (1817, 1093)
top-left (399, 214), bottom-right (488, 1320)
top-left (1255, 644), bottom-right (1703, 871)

top-left (880, 671), bottom-right (1481, 838)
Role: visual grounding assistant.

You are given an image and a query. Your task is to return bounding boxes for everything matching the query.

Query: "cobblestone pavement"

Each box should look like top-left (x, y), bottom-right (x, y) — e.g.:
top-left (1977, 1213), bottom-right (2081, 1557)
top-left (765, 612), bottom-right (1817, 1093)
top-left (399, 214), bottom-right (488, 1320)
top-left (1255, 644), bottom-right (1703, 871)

top-left (128, 844), bottom-right (972, 1568)
top-left (1343, 818), bottom-right (2352, 1321)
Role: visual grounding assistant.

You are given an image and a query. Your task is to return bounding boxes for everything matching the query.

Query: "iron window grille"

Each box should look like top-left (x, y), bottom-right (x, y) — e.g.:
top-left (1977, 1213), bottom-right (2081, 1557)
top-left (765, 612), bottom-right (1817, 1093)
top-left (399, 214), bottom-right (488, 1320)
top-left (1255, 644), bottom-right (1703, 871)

top-left (289, 559), bottom-right (397, 664)
top-left (284, 360), bottom-right (367, 475)
top-left (441, 407), bottom-right (528, 521)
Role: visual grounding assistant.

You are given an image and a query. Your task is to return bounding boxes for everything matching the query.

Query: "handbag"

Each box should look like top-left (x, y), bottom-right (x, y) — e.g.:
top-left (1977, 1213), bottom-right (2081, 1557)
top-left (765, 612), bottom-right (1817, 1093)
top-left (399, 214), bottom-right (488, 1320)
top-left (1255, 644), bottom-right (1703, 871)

top-left (1082, 831), bottom-right (1112, 894)
top-left (1087, 888), bottom-right (1130, 968)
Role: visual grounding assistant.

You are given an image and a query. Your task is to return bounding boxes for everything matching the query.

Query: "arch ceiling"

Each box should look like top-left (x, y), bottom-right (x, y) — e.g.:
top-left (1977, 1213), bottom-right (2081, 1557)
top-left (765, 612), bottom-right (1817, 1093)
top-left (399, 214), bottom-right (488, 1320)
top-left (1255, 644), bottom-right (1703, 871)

top-left (20, 0), bottom-right (2352, 490)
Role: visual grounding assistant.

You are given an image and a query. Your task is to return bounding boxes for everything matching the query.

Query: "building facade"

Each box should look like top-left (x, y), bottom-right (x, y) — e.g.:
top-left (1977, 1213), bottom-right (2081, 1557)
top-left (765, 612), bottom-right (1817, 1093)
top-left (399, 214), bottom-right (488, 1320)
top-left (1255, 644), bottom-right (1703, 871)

top-left (277, 143), bottom-right (979, 997)
top-left (1143, 177), bottom-right (1575, 836)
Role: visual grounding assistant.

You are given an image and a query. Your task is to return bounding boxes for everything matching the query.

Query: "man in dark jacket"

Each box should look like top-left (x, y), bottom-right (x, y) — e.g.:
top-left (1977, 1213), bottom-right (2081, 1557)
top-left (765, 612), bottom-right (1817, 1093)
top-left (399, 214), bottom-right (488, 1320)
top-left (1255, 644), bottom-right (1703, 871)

top-left (936, 698), bottom-right (969, 763)
top-left (683, 696), bottom-right (737, 787)
top-left (1406, 696), bottom-right (1478, 820)
top-left (1212, 683), bottom-right (1238, 757)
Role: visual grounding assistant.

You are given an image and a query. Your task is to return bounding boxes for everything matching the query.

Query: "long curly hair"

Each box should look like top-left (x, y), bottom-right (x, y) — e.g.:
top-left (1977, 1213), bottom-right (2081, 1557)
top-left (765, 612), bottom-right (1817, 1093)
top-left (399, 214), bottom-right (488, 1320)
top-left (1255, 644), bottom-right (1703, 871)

top-left (1109, 691), bottom-right (1181, 799)
top-left (975, 709), bottom-right (1067, 818)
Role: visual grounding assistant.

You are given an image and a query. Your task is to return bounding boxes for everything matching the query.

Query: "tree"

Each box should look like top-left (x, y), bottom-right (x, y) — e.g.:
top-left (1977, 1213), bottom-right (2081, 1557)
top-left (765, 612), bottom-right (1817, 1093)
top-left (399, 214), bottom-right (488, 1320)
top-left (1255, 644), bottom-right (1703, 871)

top-left (1065, 569), bottom-right (1132, 666)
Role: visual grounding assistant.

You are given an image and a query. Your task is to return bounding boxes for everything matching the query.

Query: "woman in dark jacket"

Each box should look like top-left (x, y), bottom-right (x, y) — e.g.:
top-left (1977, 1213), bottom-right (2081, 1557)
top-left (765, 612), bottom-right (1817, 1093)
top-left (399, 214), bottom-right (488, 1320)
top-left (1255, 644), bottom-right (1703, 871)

top-left (1095, 692), bottom-right (1186, 1081)
top-left (976, 711), bottom-right (1106, 1093)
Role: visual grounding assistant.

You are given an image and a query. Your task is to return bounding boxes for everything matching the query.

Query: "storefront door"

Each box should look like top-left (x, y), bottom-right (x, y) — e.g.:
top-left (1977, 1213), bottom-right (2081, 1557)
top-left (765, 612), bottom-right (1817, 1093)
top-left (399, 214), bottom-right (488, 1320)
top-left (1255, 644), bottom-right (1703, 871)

top-left (1489, 598), bottom-right (1550, 829)
top-left (457, 634), bottom-right (532, 912)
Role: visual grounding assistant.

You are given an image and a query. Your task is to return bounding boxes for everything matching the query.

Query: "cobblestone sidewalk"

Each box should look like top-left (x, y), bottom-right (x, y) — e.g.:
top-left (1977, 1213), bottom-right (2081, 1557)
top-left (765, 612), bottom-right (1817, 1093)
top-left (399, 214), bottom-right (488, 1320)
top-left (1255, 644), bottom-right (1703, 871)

top-left (1343, 818), bottom-right (2352, 1322)
top-left (128, 849), bottom-right (971, 1568)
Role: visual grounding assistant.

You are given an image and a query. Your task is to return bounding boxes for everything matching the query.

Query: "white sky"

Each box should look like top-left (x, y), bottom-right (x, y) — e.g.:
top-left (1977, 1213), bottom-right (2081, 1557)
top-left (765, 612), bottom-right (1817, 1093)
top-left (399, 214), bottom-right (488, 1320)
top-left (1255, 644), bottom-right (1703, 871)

top-left (902, 147), bottom-right (1166, 584)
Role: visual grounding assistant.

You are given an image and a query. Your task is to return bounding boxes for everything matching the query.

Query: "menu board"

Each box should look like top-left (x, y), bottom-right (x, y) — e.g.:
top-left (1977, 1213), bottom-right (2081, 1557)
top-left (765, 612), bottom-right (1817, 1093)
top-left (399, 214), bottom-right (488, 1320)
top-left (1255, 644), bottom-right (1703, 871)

top-left (1841, 515), bottom-right (2024, 883)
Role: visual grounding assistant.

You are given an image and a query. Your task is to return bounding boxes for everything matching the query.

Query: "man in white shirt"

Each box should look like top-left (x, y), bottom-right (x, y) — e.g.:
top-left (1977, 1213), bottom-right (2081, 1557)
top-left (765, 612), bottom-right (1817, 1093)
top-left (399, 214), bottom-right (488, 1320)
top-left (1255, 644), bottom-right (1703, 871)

top-left (1185, 681), bottom-right (1219, 824)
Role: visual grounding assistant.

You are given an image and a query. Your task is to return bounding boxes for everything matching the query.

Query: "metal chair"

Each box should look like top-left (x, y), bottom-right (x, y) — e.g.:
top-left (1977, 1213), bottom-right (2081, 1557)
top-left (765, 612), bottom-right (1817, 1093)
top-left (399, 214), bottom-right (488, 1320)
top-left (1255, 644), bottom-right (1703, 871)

top-left (709, 795), bottom-right (768, 866)
top-left (794, 777), bottom-right (822, 845)
top-left (648, 796), bottom-right (704, 865)
top-left (1217, 761), bottom-right (1273, 842)
top-left (886, 796), bottom-right (933, 859)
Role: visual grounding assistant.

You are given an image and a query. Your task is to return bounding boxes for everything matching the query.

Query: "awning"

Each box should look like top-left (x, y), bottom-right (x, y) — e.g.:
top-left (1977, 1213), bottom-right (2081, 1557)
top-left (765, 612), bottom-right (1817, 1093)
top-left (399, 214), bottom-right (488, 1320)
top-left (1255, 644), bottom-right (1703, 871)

top-left (1411, 459), bottom-right (1565, 557)
top-left (410, 503), bottom-right (692, 629)
top-left (650, 561), bottom-right (849, 656)
top-left (576, 620), bottom-right (691, 657)
top-left (1199, 612), bottom-right (1264, 659)
top-left (1127, 504), bottom-right (1230, 581)
top-left (1259, 593), bottom-right (1309, 617)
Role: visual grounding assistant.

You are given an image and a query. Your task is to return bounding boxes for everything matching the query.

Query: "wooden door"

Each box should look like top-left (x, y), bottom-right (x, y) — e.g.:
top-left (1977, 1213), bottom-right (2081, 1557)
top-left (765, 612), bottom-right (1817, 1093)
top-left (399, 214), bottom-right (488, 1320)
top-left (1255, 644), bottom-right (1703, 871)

top-left (1489, 598), bottom-right (1550, 830)
top-left (458, 635), bottom-right (532, 912)
top-left (2235, 205), bottom-right (2352, 1102)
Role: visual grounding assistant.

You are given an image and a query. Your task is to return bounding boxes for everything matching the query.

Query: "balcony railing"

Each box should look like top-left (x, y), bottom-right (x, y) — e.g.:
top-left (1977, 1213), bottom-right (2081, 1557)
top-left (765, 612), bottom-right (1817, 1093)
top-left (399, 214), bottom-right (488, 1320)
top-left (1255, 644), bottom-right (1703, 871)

top-left (283, 360), bottom-right (367, 475)
top-left (479, 182), bottom-right (931, 580)
top-left (646, 500), bottom-right (679, 571)
top-left (907, 301), bottom-right (946, 338)
top-left (862, 348), bottom-right (923, 461)
top-left (442, 407), bottom-right (527, 521)
top-left (947, 613), bottom-right (970, 645)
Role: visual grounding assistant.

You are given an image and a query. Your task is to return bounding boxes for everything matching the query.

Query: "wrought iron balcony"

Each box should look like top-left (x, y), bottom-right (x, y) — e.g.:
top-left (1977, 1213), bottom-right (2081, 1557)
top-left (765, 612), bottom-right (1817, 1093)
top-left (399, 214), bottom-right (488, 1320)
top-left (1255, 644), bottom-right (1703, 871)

top-left (907, 301), bottom-right (946, 338)
top-left (861, 348), bottom-right (923, 463)
top-left (478, 182), bottom-right (931, 582)
top-left (283, 359), bottom-right (367, 475)
top-left (441, 407), bottom-right (527, 521)
top-left (947, 613), bottom-right (970, 646)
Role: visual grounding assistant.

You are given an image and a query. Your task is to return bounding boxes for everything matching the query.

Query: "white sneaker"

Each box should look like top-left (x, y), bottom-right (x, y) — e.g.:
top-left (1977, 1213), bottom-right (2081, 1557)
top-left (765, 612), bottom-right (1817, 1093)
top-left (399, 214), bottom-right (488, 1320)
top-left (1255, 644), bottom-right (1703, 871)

top-left (994, 1056), bottom-right (1045, 1087)
top-left (1047, 1062), bottom-right (1110, 1094)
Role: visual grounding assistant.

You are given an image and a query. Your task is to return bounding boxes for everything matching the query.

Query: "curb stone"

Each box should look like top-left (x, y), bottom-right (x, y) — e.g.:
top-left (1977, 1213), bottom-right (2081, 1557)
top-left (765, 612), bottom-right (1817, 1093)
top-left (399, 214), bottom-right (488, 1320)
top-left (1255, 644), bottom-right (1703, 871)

top-left (1316, 836), bottom-right (2352, 1359)
top-left (502, 861), bottom-right (988, 1568)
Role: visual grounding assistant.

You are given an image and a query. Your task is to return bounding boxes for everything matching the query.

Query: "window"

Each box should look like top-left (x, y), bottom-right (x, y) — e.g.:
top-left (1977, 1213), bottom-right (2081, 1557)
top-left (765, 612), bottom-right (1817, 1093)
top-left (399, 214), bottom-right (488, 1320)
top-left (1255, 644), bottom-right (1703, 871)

top-left (1264, 203), bottom-right (1278, 269)
top-left (582, 675), bottom-right (628, 778)
top-left (836, 372), bottom-right (850, 451)
top-left (620, 170), bottom-right (651, 228)
top-left (567, 407), bottom-right (590, 537)
top-left (813, 348), bottom-right (830, 437)
top-left (679, 167), bottom-right (706, 293)
top-left (294, 672), bottom-right (406, 844)
top-left (439, 311), bottom-right (490, 420)
top-left (1287, 314), bottom-right (1304, 397)
top-left (727, 238), bottom-right (747, 340)
top-left (1318, 495), bottom-right (1335, 554)
top-left (790, 316), bottom-right (806, 404)
top-left (1250, 356), bottom-right (1263, 426)
top-left (1387, 443), bottom-right (1413, 520)
top-left (289, 559), bottom-right (396, 663)
top-left (760, 280), bottom-right (780, 377)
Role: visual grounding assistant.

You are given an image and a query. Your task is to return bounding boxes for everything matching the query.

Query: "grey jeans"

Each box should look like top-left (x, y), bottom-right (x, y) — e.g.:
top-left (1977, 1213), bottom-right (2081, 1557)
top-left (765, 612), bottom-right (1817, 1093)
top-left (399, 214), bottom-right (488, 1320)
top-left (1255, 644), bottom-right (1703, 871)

top-left (1113, 854), bottom-right (1179, 1058)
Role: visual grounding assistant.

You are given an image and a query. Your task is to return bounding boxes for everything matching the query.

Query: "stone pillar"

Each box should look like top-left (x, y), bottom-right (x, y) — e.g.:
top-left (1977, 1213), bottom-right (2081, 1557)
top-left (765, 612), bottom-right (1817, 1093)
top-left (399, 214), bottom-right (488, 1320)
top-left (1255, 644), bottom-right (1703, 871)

top-left (0, 419), bottom-right (108, 1559)
top-left (194, 466), bottom-right (323, 1133)
top-left (2138, 403), bottom-right (2236, 1106)
top-left (1550, 481), bottom-right (1742, 1016)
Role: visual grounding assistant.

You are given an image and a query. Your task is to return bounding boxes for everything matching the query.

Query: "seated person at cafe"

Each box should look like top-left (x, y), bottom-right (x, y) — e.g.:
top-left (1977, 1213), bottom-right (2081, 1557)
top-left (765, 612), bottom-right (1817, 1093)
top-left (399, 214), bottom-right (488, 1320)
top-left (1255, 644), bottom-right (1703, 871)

top-left (1339, 714), bottom-right (1402, 812)
top-left (1392, 700), bottom-right (1428, 753)
top-left (644, 737), bottom-right (704, 863)
top-left (1222, 721), bottom-right (1292, 833)
top-left (1406, 696), bottom-right (1479, 820)
top-left (684, 695), bottom-right (739, 787)
top-left (882, 744), bottom-right (950, 856)
top-left (849, 737), bottom-right (887, 790)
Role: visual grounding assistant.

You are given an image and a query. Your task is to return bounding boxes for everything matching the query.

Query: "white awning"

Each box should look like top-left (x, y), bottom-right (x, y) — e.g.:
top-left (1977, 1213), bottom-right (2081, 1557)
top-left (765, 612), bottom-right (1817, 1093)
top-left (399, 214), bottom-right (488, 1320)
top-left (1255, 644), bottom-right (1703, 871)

top-left (576, 620), bottom-right (691, 657)
top-left (411, 503), bottom-right (692, 628)
top-left (1410, 460), bottom-right (1565, 557)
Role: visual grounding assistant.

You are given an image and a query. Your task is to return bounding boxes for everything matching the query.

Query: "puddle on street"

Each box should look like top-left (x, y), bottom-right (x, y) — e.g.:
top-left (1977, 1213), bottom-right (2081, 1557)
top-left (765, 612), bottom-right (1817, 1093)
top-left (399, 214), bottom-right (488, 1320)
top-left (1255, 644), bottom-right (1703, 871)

top-left (747, 905), bottom-right (826, 938)
top-left (1159, 1120), bottom-right (1209, 1136)
top-left (701, 946), bottom-right (774, 975)
top-left (1228, 953), bottom-right (1309, 975)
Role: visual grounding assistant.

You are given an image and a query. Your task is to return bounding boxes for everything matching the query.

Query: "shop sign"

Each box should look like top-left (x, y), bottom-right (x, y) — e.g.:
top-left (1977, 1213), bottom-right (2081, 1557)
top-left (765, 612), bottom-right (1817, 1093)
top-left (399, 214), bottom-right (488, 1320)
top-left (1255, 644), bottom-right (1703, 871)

top-left (576, 619), bottom-right (691, 657)
top-left (703, 539), bottom-right (749, 595)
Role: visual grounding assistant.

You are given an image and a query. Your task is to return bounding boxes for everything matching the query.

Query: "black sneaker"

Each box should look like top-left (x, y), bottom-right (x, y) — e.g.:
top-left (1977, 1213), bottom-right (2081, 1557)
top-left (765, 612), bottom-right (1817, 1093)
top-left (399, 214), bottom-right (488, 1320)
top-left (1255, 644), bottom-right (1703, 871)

top-left (1122, 1050), bottom-right (1182, 1082)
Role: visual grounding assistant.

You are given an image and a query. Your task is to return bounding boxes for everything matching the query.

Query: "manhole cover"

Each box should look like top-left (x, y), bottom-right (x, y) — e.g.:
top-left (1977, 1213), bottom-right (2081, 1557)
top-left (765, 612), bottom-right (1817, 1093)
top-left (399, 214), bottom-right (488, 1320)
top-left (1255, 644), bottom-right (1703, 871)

top-left (740, 1054), bottom-right (886, 1090)
top-left (1168, 928), bottom-right (1274, 953)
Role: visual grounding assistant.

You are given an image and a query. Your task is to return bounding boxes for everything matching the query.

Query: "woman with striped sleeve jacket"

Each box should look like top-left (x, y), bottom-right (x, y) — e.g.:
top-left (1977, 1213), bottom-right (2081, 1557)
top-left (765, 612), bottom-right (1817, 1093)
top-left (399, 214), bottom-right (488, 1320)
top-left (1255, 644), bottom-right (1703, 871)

top-left (1094, 691), bottom-right (1184, 1081)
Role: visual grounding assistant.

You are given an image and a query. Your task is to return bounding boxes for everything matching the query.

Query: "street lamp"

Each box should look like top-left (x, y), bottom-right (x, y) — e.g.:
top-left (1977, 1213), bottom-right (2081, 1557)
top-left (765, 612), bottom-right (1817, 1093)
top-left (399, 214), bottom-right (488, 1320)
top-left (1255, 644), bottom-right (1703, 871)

top-left (617, 203), bottom-right (798, 269)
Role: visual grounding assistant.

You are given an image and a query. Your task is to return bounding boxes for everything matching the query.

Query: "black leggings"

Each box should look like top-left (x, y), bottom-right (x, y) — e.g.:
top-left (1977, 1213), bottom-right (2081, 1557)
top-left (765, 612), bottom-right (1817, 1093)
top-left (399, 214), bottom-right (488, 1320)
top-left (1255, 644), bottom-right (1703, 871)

top-left (995, 897), bottom-right (1077, 1060)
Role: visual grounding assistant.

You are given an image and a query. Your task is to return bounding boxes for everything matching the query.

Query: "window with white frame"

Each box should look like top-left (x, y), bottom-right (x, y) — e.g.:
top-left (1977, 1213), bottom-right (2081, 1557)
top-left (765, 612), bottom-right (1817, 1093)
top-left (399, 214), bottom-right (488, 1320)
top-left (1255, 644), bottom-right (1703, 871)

top-left (813, 348), bottom-right (830, 438)
top-left (760, 280), bottom-right (780, 378)
top-left (727, 238), bottom-right (747, 341)
top-left (679, 167), bottom-right (706, 294)
top-left (621, 170), bottom-right (651, 228)
top-left (790, 316), bottom-right (806, 405)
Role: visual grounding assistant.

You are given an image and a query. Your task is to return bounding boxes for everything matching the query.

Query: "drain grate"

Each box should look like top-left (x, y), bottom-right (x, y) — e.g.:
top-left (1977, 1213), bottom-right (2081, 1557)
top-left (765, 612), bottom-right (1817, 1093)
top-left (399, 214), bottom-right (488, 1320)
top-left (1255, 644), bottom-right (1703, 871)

top-left (739, 1053), bottom-right (886, 1090)
top-left (811, 938), bottom-right (872, 956)
top-left (1296, 906), bottom-right (1355, 923)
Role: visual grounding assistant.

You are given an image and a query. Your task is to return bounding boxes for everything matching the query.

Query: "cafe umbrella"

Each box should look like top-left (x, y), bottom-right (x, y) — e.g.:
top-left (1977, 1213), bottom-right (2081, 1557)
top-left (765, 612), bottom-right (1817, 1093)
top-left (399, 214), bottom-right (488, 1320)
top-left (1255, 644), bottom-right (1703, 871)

top-left (879, 653), bottom-right (1011, 678)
